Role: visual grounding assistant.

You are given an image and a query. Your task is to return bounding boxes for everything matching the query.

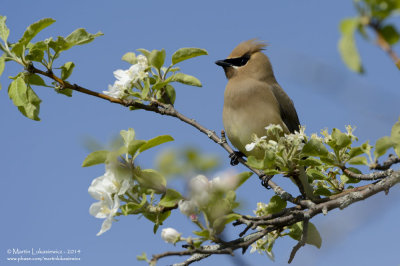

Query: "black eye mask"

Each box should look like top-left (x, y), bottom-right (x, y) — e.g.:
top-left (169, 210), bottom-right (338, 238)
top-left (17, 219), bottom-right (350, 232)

top-left (224, 54), bottom-right (250, 67)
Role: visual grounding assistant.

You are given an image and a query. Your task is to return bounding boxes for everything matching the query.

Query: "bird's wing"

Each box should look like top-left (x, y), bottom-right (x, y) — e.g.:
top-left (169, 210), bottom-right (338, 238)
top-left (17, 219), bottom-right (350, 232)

top-left (271, 83), bottom-right (301, 133)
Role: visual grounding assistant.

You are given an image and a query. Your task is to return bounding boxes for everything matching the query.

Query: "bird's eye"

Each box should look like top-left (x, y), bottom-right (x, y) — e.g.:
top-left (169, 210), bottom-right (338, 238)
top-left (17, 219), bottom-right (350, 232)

top-left (226, 54), bottom-right (250, 67)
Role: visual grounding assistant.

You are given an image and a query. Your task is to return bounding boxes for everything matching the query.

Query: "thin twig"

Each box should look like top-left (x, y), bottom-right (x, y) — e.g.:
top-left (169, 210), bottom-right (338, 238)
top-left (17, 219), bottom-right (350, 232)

top-left (370, 154), bottom-right (400, 170)
top-left (288, 219), bottom-right (309, 263)
top-left (343, 168), bottom-right (393, 180)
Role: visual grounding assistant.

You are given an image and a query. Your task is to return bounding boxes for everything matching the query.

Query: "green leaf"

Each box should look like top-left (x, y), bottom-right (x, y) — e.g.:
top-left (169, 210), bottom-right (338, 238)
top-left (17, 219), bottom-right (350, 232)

top-left (138, 135), bottom-right (174, 153)
top-left (0, 55), bottom-right (4, 90)
top-left (233, 172), bottom-right (253, 190)
top-left (136, 169), bottom-right (166, 194)
top-left (374, 136), bottom-right (395, 159)
top-left (120, 128), bottom-right (135, 144)
top-left (171, 47), bottom-right (208, 65)
top-left (247, 155), bottom-right (264, 169)
top-left (128, 140), bottom-right (147, 156)
top-left (8, 77), bottom-right (41, 121)
top-left (156, 84), bottom-right (176, 105)
top-left (65, 28), bottom-right (103, 47)
top-left (49, 29), bottom-right (103, 53)
top-left (141, 77), bottom-right (150, 99)
top-left (340, 173), bottom-right (360, 184)
top-left (289, 222), bottom-right (322, 249)
top-left (193, 229), bottom-right (210, 238)
top-left (380, 25), bottom-right (400, 45)
top-left (171, 73), bottom-right (202, 87)
top-left (266, 195), bottom-right (287, 214)
top-left (347, 156), bottom-right (368, 165)
top-left (19, 18), bottom-right (55, 46)
top-left (26, 48), bottom-right (44, 62)
top-left (298, 157), bottom-right (323, 166)
top-left (213, 213), bottom-right (241, 234)
top-left (82, 150), bottom-right (109, 167)
top-left (136, 252), bottom-right (148, 262)
top-left (61, 62), bottom-right (75, 80)
top-left (159, 189), bottom-right (183, 207)
top-left (0, 16), bottom-right (10, 43)
top-left (148, 49), bottom-right (166, 70)
top-left (24, 73), bottom-right (46, 87)
top-left (137, 48), bottom-right (150, 58)
top-left (307, 169), bottom-right (327, 180)
top-left (390, 119), bottom-right (400, 156)
top-left (314, 187), bottom-right (332, 196)
top-left (348, 146), bottom-right (364, 159)
top-left (54, 88), bottom-right (73, 97)
top-left (331, 128), bottom-right (352, 150)
top-left (302, 138), bottom-right (329, 157)
top-left (122, 52), bottom-right (137, 64)
top-left (338, 17), bottom-right (363, 73)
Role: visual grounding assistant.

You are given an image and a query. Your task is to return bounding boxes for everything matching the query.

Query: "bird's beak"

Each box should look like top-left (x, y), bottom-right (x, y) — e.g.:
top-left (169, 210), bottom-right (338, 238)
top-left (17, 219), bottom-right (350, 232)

top-left (215, 59), bottom-right (232, 68)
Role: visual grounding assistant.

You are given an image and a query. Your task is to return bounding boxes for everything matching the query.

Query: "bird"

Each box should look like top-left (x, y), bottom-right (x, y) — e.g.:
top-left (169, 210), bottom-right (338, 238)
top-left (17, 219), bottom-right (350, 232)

top-left (215, 39), bottom-right (315, 199)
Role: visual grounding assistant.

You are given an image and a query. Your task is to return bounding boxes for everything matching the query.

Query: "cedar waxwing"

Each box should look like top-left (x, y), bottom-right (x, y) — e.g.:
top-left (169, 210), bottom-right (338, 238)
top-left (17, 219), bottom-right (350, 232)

top-left (216, 39), bottom-right (315, 199)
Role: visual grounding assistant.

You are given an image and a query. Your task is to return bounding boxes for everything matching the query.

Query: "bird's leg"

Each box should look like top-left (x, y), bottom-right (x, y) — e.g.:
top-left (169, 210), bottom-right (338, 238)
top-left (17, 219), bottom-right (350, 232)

top-left (229, 151), bottom-right (245, 166)
top-left (260, 173), bottom-right (274, 189)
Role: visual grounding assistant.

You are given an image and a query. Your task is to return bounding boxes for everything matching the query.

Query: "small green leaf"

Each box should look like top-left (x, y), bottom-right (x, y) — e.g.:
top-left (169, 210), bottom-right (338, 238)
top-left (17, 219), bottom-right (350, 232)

top-left (213, 213), bottom-right (241, 234)
top-left (120, 128), bottom-right (135, 144)
top-left (314, 187), bottom-right (332, 196)
top-left (159, 189), bottom-right (182, 207)
top-left (138, 135), bottom-right (174, 153)
top-left (193, 229), bottom-right (210, 238)
top-left (25, 73), bottom-right (47, 87)
top-left (348, 146), bottom-right (364, 159)
top-left (347, 156), bottom-right (368, 165)
top-left (61, 62), bottom-right (75, 80)
top-left (338, 17), bottom-right (363, 73)
top-left (141, 77), bottom-right (150, 99)
top-left (298, 157), bottom-right (323, 166)
top-left (65, 28), bottom-right (103, 47)
top-left (380, 25), bottom-right (400, 45)
top-left (307, 169), bottom-right (327, 180)
top-left (122, 52), bottom-right (137, 64)
top-left (137, 48), bottom-right (150, 58)
top-left (266, 195), bottom-right (287, 214)
top-left (289, 222), bottom-right (322, 249)
top-left (54, 88), bottom-right (73, 97)
top-left (233, 172), bottom-right (253, 190)
top-left (341, 173), bottom-right (360, 184)
top-left (8, 77), bottom-right (41, 121)
top-left (302, 139), bottom-right (329, 157)
top-left (26, 49), bottom-right (44, 62)
top-left (390, 119), bottom-right (400, 156)
top-left (82, 150), bottom-right (109, 167)
top-left (148, 49), bottom-right (166, 70)
top-left (171, 73), bottom-right (202, 87)
top-left (0, 16), bottom-right (10, 43)
top-left (374, 136), bottom-right (395, 159)
top-left (171, 47), bottom-right (208, 65)
top-left (331, 128), bottom-right (352, 150)
top-left (19, 18), bottom-right (55, 46)
top-left (136, 252), bottom-right (148, 262)
top-left (247, 155), bottom-right (264, 169)
top-left (136, 169), bottom-right (166, 194)
top-left (128, 140), bottom-right (147, 156)
top-left (0, 55), bottom-right (4, 90)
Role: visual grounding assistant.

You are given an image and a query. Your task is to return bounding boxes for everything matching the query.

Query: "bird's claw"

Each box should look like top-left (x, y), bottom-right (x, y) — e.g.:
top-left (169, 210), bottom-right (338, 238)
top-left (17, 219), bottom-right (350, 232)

top-left (229, 151), bottom-right (245, 166)
top-left (260, 174), bottom-right (274, 189)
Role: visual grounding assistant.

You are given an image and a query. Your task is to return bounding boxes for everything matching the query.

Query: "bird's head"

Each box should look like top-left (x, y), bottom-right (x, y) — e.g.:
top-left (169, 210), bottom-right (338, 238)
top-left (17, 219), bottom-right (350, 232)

top-left (215, 39), bottom-right (275, 81)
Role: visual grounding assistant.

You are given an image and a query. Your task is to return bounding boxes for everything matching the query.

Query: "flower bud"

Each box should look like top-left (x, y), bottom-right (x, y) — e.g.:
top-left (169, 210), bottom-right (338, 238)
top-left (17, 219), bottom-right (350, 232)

top-left (161, 227), bottom-right (181, 244)
top-left (178, 200), bottom-right (197, 216)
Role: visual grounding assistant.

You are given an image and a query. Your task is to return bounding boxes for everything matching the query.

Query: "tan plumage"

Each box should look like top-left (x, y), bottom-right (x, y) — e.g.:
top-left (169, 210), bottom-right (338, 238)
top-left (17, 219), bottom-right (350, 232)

top-left (216, 39), bottom-right (315, 199)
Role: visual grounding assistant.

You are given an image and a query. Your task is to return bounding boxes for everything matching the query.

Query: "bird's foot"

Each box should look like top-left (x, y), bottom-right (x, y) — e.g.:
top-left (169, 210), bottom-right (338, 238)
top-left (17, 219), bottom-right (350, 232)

top-left (260, 174), bottom-right (274, 189)
top-left (229, 151), bottom-right (245, 166)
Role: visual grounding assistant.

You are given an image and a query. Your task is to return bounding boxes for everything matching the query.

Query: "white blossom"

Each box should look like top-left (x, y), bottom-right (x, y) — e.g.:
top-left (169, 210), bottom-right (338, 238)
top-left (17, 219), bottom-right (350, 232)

top-left (161, 228), bottom-right (181, 244)
top-left (245, 135), bottom-right (267, 151)
top-left (178, 200), bottom-right (197, 216)
top-left (89, 193), bottom-right (120, 236)
top-left (103, 82), bottom-right (127, 99)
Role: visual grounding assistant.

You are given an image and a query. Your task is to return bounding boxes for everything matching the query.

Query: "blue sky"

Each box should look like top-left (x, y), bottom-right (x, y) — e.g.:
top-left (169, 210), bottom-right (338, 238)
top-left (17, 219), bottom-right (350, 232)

top-left (1, 1), bottom-right (399, 265)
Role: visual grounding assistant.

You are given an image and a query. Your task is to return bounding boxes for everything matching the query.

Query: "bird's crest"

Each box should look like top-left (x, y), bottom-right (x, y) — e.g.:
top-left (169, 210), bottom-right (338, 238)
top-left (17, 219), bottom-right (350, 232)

top-left (228, 39), bottom-right (267, 58)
